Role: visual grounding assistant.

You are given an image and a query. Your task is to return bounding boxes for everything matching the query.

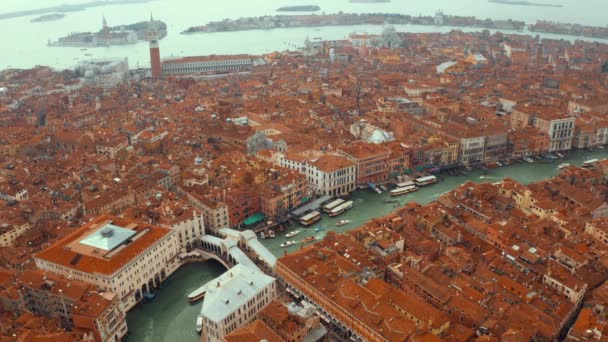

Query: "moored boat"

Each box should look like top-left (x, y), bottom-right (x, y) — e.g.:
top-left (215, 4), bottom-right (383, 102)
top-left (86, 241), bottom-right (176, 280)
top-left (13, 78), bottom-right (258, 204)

top-left (301, 236), bottom-right (315, 244)
top-left (390, 185), bottom-right (417, 196)
top-left (299, 211), bottom-right (321, 226)
top-left (582, 158), bottom-right (599, 167)
top-left (280, 240), bottom-right (297, 248)
top-left (336, 219), bottom-right (350, 226)
top-left (523, 157), bottom-right (534, 163)
top-left (285, 230), bottom-right (301, 238)
top-left (268, 230), bottom-right (275, 238)
top-left (557, 163), bottom-right (570, 169)
top-left (328, 200), bottom-right (354, 217)
top-left (196, 314), bottom-right (203, 334)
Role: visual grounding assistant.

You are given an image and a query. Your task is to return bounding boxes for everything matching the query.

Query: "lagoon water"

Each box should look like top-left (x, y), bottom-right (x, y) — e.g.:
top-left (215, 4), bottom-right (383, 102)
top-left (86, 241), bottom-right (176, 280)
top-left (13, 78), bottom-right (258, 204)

top-left (0, 0), bottom-right (607, 70)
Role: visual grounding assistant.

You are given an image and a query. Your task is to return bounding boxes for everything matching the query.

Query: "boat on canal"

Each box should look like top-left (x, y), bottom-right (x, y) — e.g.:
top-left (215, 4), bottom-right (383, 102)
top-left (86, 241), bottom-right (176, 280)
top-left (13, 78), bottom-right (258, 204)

top-left (582, 158), bottom-right (599, 167)
top-left (196, 314), bottom-right (203, 334)
top-left (390, 185), bottom-right (418, 196)
top-left (523, 157), bottom-right (534, 163)
top-left (558, 163), bottom-right (570, 169)
top-left (415, 175), bottom-right (438, 186)
top-left (299, 211), bottom-right (321, 226)
top-left (280, 240), bottom-right (297, 248)
top-left (328, 200), bottom-right (354, 217)
top-left (268, 230), bottom-right (275, 238)
top-left (188, 284), bottom-right (208, 302)
top-left (314, 225), bottom-right (325, 232)
top-left (301, 236), bottom-right (316, 244)
top-left (322, 198), bottom-right (345, 213)
top-left (336, 219), bottom-right (350, 226)
top-left (285, 230), bottom-right (301, 238)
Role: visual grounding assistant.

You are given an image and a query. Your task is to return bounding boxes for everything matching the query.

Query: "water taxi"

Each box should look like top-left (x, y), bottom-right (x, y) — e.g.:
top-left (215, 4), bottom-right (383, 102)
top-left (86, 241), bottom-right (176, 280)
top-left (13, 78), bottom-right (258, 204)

top-left (299, 211), bottom-right (321, 226)
top-left (395, 181), bottom-right (416, 188)
top-left (582, 159), bottom-right (599, 167)
top-left (415, 175), bottom-right (437, 187)
top-left (557, 163), bottom-right (570, 169)
top-left (314, 226), bottom-right (325, 232)
top-left (285, 230), bottom-right (301, 238)
top-left (280, 240), bottom-right (297, 248)
top-left (328, 200), bottom-right (354, 217)
top-left (187, 285), bottom-right (207, 302)
top-left (390, 185), bottom-right (417, 197)
top-left (336, 219), bottom-right (350, 226)
top-left (322, 198), bottom-right (345, 213)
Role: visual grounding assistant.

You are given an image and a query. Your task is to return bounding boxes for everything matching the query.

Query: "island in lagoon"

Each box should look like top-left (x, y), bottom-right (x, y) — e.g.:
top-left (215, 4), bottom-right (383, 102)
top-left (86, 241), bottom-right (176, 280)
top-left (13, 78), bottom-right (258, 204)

top-left (30, 13), bottom-right (66, 23)
top-left (49, 18), bottom-right (167, 47)
top-left (276, 5), bottom-right (321, 12)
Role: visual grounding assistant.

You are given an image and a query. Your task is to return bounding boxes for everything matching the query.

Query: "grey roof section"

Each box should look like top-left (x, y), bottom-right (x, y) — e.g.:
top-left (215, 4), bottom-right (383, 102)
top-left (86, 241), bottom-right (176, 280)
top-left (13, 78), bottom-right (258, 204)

top-left (218, 227), bottom-right (241, 240)
top-left (291, 195), bottom-right (332, 217)
top-left (200, 264), bottom-right (275, 322)
top-left (79, 223), bottom-right (136, 251)
top-left (247, 239), bottom-right (276, 268)
top-left (201, 235), bottom-right (224, 246)
top-left (228, 246), bottom-right (259, 271)
top-left (303, 326), bottom-right (328, 342)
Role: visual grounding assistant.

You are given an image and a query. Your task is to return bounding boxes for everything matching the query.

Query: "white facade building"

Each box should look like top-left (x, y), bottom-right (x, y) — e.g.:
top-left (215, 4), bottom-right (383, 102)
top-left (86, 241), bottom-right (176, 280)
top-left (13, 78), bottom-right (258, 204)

top-left (200, 264), bottom-right (277, 342)
top-left (278, 152), bottom-right (356, 197)
top-left (34, 215), bottom-right (180, 312)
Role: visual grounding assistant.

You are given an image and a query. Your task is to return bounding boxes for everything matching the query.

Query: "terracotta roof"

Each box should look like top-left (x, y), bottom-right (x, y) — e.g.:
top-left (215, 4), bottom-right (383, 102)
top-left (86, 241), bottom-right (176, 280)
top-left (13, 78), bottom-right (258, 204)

top-left (35, 215), bottom-right (172, 276)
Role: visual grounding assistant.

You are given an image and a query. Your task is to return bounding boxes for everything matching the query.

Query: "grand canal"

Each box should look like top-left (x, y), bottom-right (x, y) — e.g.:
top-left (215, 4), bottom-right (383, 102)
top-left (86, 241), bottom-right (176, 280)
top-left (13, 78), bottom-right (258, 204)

top-left (127, 148), bottom-right (608, 341)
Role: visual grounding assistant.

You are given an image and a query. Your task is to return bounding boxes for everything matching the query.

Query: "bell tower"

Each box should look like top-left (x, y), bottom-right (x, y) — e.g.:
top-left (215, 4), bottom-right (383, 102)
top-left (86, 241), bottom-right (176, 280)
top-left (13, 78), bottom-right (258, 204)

top-left (149, 14), bottom-right (162, 78)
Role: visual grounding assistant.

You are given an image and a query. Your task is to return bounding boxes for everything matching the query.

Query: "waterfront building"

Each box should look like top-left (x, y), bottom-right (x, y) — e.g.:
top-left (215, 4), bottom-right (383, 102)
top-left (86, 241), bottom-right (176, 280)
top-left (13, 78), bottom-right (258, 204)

top-left (305, 155), bottom-right (356, 197)
top-left (161, 54), bottom-right (264, 75)
top-left (338, 142), bottom-right (390, 186)
top-left (513, 104), bottom-right (575, 152)
top-left (199, 264), bottom-right (277, 342)
top-left (34, 215), bottom-right (180, 312)
top-left (572, 115), bottom-right (608, 149)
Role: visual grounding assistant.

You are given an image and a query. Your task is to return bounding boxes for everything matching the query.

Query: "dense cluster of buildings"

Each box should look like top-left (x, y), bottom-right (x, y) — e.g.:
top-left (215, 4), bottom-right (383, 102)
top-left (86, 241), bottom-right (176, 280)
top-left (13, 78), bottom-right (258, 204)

top-left (1, 21), bottom-right (608, 340)
top-left (277, 164), bottom-right (608, 340)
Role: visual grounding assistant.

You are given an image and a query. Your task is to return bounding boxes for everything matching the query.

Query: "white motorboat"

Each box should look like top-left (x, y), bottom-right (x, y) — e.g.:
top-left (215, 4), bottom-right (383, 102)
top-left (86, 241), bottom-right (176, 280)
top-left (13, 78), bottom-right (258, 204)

top-left (285, 230), bottom-right (301, 238)
top-left (280, 240), bottom-right (297, 248)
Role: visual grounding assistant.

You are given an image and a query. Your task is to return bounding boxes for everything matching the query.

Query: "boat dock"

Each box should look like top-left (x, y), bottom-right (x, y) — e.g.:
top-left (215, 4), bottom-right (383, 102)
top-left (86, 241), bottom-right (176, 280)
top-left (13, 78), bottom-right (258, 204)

top-left (290, 195), bottom-right (332, 218)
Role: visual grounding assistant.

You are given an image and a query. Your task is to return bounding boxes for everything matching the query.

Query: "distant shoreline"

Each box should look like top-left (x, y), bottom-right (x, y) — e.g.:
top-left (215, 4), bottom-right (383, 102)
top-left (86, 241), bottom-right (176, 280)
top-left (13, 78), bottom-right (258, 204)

top-left (488, 0), bottom-right (563, 8)
top-left (0, 0), bottom-right (157, 21)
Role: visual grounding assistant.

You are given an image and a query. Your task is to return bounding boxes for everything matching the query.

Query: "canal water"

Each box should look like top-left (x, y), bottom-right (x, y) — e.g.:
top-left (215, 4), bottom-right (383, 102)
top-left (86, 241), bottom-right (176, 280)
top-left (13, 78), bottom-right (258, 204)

top-left (127, 148), bottom-right (608, 342)
top-left (126, 261), bottom-right (225, 342)
top-left (261, 148), bottom-right (608, 256)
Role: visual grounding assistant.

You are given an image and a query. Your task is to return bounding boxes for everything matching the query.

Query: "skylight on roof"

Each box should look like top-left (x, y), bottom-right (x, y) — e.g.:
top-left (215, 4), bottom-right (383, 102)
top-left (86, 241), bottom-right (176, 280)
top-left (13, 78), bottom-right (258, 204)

top-left (80, 223), bottom-right (136, 251)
